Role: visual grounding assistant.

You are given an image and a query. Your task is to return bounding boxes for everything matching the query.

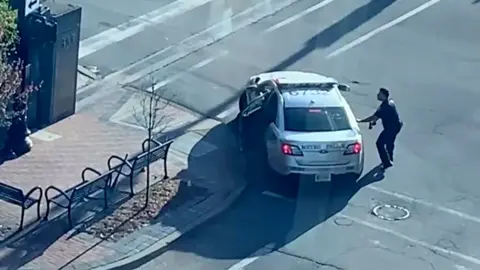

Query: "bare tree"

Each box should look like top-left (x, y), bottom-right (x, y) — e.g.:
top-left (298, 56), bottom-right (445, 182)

top-left (131, 76), bottom-right (174, 208)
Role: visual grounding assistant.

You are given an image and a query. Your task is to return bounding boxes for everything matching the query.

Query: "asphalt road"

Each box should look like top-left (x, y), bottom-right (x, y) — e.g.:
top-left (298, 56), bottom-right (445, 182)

top-left (120, 0), bottom-right (480, 269)
top-left (62, 0), bottom-right (268, 77)
top-left (70, 0), bottom-right (480, 268)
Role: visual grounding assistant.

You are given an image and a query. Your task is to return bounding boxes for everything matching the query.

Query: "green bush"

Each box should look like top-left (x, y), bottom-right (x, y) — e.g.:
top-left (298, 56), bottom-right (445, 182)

top-left (0, 0), bottom-right (21, 129)
top-left (0, 0), bottom-right (18, 49)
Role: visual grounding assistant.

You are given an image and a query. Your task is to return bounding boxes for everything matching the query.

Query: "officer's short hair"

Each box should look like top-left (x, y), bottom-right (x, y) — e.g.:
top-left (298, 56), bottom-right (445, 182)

top-left (379, 88), bottom-right (390, 98)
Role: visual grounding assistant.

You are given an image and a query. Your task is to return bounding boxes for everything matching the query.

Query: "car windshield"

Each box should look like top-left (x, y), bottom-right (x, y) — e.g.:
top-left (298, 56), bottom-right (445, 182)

top-left (284, 107), bottom-right (351, 132)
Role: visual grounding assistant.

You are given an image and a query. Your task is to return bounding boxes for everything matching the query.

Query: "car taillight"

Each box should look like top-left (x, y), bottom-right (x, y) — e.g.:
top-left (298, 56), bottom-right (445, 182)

top-left (281, 143), bottom-right (303, 156)
top-left (344, 142), bottom-right (361, 155)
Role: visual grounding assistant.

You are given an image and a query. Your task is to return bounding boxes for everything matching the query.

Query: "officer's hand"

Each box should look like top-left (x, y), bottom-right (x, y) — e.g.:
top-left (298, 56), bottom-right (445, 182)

top-left (356, 118), bottom-right (362, 123)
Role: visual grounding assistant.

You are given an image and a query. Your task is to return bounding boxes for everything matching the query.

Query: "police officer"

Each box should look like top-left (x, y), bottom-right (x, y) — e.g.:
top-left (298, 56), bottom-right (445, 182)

top-left (357, 88), bottom-right (403, 170)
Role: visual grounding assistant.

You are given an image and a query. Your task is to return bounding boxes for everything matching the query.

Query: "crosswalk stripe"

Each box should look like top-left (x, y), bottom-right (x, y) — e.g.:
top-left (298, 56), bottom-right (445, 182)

top-left (79, 0), bottom-right (214, 59)
top-left (265, 0), bottom-right (337, 33)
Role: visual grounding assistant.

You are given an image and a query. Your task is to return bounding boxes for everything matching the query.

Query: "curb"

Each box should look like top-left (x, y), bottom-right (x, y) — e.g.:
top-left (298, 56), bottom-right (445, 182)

top-left (92, 182), bottom-right (247, 270)
top-left (77, 65), bottom-right (99, 80)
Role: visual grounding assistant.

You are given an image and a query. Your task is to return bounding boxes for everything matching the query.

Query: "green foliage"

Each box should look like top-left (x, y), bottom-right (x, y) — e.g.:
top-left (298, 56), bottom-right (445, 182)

top-left (0, 50), bottom-right (23, 128)
top-left (0, 0), bottom-right (18, 49)
top-left (0, 0), bottom-right (23, 128)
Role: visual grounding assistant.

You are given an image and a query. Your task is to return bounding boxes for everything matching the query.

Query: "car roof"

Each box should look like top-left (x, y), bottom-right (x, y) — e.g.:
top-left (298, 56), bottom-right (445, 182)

top-left (282, 89), bottom-right (344, 108)
top-left (250, 71), bottom-right (344, 108)
top-left (251, 71), bottom-right (337, 85)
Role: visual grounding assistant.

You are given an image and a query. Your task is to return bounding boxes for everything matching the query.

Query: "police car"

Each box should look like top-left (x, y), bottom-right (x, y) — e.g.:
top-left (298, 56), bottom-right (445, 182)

top-left (238, 71), bottom-right (364, 182)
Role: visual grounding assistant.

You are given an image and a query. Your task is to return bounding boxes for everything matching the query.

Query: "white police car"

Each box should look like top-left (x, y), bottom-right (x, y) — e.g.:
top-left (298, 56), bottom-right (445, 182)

top-left (238, 71), bottom-right (364, 182)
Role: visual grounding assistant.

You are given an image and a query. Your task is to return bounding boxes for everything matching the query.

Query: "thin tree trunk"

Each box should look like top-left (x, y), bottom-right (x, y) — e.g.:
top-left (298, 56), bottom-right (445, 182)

top-left (145, 127), bottom-right (151, 208)
top-left (144, 92), bottom-right (154, 208)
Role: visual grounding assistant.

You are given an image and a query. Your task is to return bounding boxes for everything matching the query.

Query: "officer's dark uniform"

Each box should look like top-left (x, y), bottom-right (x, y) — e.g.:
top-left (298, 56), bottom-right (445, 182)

top-left (374, 99), bottom-right (403, 167)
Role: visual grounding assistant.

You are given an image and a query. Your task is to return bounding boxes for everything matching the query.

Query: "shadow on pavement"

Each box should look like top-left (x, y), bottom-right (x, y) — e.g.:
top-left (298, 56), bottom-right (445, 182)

top-left (273, 166), bottom-right (385, 249)
top-left (143, 145), bottom-right (385, 266)
top-left (155, 120), bottom-right (244, 226)
top-left (0, 217), bottom-right (71, 270)
top-left (269, 0), bottom-right (396, 72)
top-left (473, 0), bottom-right (480, 4)
top-left (130, 113), bottom-right (386, 268)
top-left (0, 118), bottom-right (237, 269)
top-left (0, 186), bottom-right (135, 269)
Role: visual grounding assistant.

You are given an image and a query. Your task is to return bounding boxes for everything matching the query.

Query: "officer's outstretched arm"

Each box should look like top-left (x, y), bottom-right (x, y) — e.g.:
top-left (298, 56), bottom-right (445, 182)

top-left (357, 114), bottom-right (378, 123)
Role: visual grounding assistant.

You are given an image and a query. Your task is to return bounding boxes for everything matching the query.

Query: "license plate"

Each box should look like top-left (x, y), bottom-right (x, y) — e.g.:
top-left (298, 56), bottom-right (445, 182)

top-left (315, 173), bottom-right (331, 182)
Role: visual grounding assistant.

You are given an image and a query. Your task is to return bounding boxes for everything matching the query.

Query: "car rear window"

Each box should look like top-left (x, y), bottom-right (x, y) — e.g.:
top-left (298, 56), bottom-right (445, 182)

top-left (284, 107), bottom-right (351, 132)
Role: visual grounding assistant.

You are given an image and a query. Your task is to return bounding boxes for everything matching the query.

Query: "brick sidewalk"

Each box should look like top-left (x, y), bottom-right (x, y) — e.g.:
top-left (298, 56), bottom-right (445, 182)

top-left (0, 113), bottom-right (145, 238)
top-left (0, 119), bottom-right (244, 270)
top-left (0, 83), bottom-right (245, 269)
top-left (0, 84), bottom-right (201, 237)
top-left (0, 160), bottom-right (185, 270)
top-left (62, 122), bottom-right (245, 270)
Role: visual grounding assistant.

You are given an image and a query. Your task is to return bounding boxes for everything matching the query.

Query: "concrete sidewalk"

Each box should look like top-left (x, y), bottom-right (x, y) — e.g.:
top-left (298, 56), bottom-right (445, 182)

top-left (0, 84), bottom-right (246, 270)
top-left (69, 121), bottom-right (246, 270)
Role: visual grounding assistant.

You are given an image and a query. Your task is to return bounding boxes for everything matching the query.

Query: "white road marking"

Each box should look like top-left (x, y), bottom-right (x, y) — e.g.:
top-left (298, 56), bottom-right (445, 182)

top-left (264, 0), bottom-right (272, 13)
top-left (227, 256), bottom-right (261, 270)
top-left (209, 0), bottom-right (233, 38)
top-left (265, 0), bottom-right (337, 32)
top-left (326, 0), bottom-right (441, 58)
top-left (106, 52), bottom-right (226, 131)
top-left (118, 46), bottom-right (187, 87)
top-left (263, 184), bottom-right (480, 225)
top-left (237, 191), bottom-right (480, 267)
top-left (108, 90), bottom-right (200, 132)
top-left (76, 44), bottom-right (173, 95)
top-left (367, 185), bottom-right (480, 224)
top-left (79, 0), bottom-right (213, 59)
top-left (77, 0), bottom-right (298, 111)
top-left (338, 213), bottom-right (480, 266)
top-left (116, 0), bottom-right (277, 86)
top-left (215, 104), bottom-right (238, 120)
top-left (262, 188), bottom-right (480, 265)
top-left (149, 50), bottom-right (229, 92)
top-left (226, 244), bottom-right (274, 270)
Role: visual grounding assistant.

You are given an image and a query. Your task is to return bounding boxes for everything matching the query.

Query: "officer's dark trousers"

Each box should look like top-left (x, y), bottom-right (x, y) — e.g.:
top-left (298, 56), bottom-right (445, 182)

top-left (376, 126), bottom-right (402, 166)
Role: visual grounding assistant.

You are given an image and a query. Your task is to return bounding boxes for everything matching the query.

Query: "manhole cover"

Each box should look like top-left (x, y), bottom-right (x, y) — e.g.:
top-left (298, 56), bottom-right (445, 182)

top-left (372, 204), bottom-right (410, 221)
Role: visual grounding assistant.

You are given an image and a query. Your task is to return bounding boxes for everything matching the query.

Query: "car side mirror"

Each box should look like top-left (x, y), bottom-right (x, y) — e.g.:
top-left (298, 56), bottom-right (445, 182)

top-left (338, 84), bottom-right (350, 92)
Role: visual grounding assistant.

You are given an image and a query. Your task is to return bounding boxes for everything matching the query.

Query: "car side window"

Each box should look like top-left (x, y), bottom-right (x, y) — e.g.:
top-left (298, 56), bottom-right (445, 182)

top-left (246, 87), bottom-right (258, 102)
top-left (263, 92), bottom-right (279, 124)
top-left (242, 90), bottom-right (269, 117)
top-left (247, 83), bottom-right (268, 103)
